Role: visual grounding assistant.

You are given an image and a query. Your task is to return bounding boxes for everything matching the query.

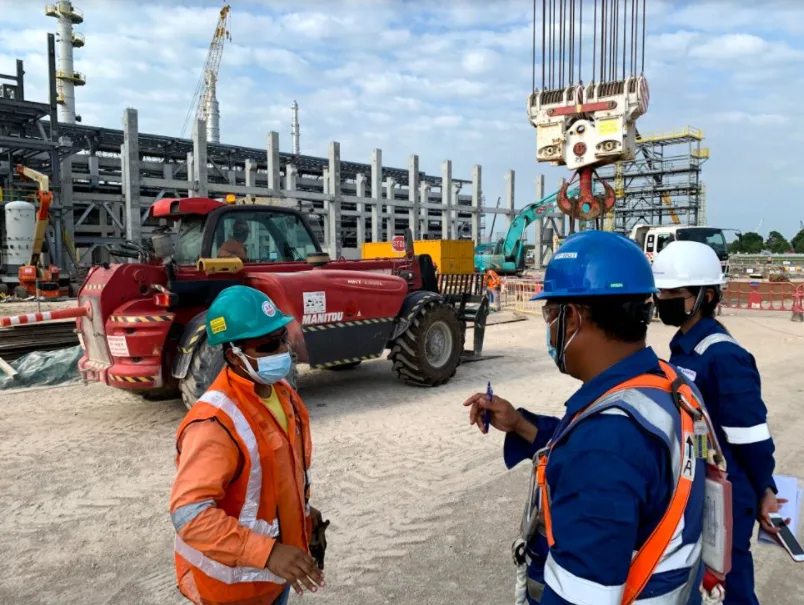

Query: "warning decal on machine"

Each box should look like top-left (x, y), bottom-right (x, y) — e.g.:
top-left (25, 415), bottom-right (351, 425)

top-left (303, 291), bottom-right (326, 314)
top-left (106, 335), bottom-right (130, 358)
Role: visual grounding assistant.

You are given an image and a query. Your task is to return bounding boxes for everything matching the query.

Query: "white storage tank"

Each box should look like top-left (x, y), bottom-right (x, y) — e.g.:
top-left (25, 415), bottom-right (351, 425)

top-left (3, 200), bottom-right (36, 268)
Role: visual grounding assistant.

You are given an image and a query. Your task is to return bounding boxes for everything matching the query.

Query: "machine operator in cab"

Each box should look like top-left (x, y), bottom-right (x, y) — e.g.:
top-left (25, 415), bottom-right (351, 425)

top-left (465, 231), bottom-right (710, 605)
top-left (652, 241), bottom-right (783, 605)
top-left (169, 285), bottom-right (327, 605)
top-left (217, 219), bottom-right (250, 262)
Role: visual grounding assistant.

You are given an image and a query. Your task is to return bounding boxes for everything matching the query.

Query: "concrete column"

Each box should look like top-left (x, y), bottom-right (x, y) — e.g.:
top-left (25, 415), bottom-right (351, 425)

top-left (266, 131), bottom-right (280, 193)
top-left (322, 168), bottom-right (330, 195)
top-left (441, 160), bottom-right (452, 240)
top-left (471, 165), bottom-right (482, 245)
top-left (385, 177), bottom-right (397, 237)
top-left (57, 154), bottom-right (74, 268)
top-left (327, 141), bottom-right (342, 259)
top-left (408, 155), bottom-right (420, 240)
top-left (123, 107), bottom-right (142, 244)
top-left (228, 170), bottom-right (237, 186)
top-left (244, 159), bottom-right (256, 187)
top-left (355, 173), bottom-right (366, 248)
top-left (506, 170), bottom-right (516, 233)
top-left (163, 163), bottom-right (174, 180)
top-left (371, 149), bottom-right (382, 242)
top-left (420, 182), bottom-right (430, 237)
top-left (186, 152), bottom-right (195, 197)
top-left (88, 154), bottom-right (99, 188)
top-left (192, 118), bottom-right (208, 198)
top-left (285, 164), bottom-right (298, 191)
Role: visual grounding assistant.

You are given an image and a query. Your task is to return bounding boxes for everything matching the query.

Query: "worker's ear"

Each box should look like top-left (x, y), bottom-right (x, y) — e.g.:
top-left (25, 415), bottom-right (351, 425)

top-left (564, 304), bottom-right (585, 331)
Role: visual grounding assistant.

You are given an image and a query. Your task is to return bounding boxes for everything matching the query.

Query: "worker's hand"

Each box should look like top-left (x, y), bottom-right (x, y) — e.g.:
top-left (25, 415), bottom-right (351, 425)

top-left (463, 393), bottom-right (522, 434)
top-left (758, 488), bottom-right (789, 534)
top-left (266, 543), bottom-right (325, 595)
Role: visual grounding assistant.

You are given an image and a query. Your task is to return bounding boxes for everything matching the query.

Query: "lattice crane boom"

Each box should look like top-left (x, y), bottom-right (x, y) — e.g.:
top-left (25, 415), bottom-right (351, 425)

top-left (180, 4), bottom-right (231, 140)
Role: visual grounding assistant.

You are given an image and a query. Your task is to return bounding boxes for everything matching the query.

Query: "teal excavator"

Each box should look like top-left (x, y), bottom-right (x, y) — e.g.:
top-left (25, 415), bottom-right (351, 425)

top-left (474, 186), bottom-right (580, 275)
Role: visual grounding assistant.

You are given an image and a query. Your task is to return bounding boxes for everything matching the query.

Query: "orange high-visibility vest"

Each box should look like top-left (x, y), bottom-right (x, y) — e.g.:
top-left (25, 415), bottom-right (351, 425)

top-left (485, 270), bottom-right (502, 290)
top-left (537, 361), bottom-right (703, 605)
top-left (174, 368), bottom-right (313, 605)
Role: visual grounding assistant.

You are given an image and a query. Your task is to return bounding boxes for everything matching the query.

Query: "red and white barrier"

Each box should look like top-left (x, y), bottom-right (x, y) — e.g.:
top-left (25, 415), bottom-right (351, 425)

top-left (0, 305), bottom-right (90, 328)
top-left (500, 278), bottom-right (544, 314)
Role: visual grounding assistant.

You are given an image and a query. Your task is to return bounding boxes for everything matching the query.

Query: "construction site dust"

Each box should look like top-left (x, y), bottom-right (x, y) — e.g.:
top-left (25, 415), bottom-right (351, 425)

top-left (0, 308), bottom-right (801, 604)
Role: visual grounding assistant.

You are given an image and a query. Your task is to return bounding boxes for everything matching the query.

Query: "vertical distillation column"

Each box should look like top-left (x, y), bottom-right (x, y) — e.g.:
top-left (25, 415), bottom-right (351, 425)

top-left (291, 100), bottom-right (300, 155)
top-left (46, 1), bottom-right (86, 124)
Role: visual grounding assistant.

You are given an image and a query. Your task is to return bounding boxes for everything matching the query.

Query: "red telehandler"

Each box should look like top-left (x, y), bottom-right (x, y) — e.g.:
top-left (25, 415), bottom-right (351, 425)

top-left (53, 196), bottom-right (488, 408)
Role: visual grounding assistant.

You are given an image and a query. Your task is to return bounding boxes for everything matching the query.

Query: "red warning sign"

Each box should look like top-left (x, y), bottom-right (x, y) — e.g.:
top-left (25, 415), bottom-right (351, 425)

top-left (391, 235), bottom-right (406, 252)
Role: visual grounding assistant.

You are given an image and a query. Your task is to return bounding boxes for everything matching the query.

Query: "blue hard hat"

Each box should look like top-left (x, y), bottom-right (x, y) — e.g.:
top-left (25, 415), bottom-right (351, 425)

top-left (532, 230), bottom-right (657, 300)
top-left (206, 285), bottom-right (294, 346)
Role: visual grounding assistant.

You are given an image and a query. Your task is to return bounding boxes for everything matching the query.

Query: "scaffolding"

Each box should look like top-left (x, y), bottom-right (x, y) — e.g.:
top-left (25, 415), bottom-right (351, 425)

top-left (597, 126), bottom-right (710, 232)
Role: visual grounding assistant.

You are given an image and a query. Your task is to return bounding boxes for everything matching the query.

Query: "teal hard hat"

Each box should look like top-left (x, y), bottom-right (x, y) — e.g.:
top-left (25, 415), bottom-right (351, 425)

top-left (206, 285), bottom-right (294, 346)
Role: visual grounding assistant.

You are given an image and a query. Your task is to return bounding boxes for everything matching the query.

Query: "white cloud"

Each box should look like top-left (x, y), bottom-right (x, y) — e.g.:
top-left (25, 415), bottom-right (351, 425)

top-left (712, 111), bottom-right (789, 126)
top-left (0, 0), bottom-right (803, 236)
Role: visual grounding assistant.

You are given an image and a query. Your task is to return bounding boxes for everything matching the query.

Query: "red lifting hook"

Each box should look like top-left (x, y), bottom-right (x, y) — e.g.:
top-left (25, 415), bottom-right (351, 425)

top-left (556, 166), bottom-right (616, 221)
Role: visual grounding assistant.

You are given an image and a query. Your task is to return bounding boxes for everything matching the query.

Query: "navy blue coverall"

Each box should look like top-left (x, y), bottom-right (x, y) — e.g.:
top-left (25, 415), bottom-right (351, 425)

top-left (669, 318), bottom-right (777, 605)
top-left (504, 347), bottom-right (702, 605)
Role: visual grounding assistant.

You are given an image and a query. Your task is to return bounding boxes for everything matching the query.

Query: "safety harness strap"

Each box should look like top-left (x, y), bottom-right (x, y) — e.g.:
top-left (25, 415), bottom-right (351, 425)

top-left (537, 361), bottom-right (703, 605)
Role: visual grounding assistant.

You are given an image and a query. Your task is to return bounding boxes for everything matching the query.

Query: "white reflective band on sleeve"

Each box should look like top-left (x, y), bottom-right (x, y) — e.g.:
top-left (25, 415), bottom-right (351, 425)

top-left (544, 552), bottom-right (625, 605)
top-left (175, 536), bottom-right (285, 585)
top-left (172, 499), bottom-right (216, 532)
top-left (694, 333), bottom-right (739, 355)
top-left (654, 535), bottom-right (702, 575)
top-left (722, 423), bottom-right (771, 445)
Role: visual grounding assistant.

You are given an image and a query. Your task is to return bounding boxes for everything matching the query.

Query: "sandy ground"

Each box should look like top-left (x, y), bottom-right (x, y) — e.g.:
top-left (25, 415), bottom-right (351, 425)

top-left (0, 309), bottom-right (802, 604)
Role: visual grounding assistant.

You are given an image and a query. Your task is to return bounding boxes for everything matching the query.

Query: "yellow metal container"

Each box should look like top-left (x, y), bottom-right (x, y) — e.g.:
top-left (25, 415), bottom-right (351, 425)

top-left (361, 239), bottom-right (474, 274)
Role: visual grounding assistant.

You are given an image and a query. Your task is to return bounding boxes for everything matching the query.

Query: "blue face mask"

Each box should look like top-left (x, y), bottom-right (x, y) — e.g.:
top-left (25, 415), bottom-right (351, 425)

top-left (545, 319), bottom-right (558, 362)
top-left (234, 349), bottom-right (292, 385)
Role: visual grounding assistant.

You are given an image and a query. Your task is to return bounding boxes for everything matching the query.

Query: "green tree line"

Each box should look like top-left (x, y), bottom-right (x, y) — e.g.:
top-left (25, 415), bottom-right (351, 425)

top-left (729, 229), bottom-right (804, 254)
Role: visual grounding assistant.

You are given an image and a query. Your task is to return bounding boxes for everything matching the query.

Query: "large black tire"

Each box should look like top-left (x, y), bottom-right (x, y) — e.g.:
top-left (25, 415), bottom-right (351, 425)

top-left (13, 286), bottom-right (28, 299)
top-left (389, 301), bottom-right (463, 387)
top-left (0, 283), bottom-right (8, 296)
top-left (179, 338), bottom-right (226, 411)
top-left (179, 338), bottom-right (299, 411)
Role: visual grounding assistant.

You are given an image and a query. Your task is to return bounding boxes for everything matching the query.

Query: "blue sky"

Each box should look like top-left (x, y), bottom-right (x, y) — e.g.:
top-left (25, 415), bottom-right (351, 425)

top-left (1, 0), bottom-right (803, 239)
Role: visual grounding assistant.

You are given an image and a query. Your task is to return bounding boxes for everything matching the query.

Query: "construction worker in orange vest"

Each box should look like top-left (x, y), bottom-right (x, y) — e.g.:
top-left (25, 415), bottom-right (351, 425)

top-left (170, 285), bottom-right (326, 605)
top-left (486, 269), bottom-right (503, 312)
top-left (465, 231), bottom-right (718, 604)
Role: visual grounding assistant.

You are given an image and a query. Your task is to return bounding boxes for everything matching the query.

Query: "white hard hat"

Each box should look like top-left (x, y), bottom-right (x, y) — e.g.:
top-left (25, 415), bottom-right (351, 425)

top-left (652, 240), bottom-right (725, 289)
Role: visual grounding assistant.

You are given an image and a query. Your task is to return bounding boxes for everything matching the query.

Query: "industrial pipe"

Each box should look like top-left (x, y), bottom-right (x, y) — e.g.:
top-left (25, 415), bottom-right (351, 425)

top-left (0, 305), bottom-right (90, 328)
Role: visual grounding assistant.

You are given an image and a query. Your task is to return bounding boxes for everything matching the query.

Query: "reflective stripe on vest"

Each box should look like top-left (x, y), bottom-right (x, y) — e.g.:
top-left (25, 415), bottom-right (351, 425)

top-left (693, 333), bottom-right (738, 356)
top-left (175, 390), bottom-right (282, 585)
top-left (536, 361), bottom-right (703, 605)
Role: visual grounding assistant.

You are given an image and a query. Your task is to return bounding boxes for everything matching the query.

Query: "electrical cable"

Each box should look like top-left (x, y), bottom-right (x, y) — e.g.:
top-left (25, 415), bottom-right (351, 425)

top-left (533, 0), bottom-right (538, 91)
top-left (541, 0), bottom-right (546, 89)
top-left (593, 0), bottom-right (597, 83)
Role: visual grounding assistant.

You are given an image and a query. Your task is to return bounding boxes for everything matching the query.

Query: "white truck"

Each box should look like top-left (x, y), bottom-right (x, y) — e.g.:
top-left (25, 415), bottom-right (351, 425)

top-left (630, 224), bottom-right (730, 275)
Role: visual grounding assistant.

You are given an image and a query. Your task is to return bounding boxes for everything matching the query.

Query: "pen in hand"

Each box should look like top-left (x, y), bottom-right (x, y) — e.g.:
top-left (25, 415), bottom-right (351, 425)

top-left (484, 381), bottom-right (492, 432)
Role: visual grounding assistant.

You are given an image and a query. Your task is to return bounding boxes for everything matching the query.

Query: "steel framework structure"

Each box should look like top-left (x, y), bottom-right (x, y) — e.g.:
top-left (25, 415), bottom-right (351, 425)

top-left (597, 127), bottom-right (710, 232)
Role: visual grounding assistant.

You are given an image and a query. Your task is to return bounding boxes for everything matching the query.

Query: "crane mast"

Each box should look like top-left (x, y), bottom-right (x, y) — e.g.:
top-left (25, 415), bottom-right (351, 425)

top-left (180, 4), bottom-right (231, 143)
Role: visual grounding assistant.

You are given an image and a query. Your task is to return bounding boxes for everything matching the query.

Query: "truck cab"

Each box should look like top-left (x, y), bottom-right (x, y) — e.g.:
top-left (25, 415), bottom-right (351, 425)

top-left (630, 224), bottom-right (730, 275)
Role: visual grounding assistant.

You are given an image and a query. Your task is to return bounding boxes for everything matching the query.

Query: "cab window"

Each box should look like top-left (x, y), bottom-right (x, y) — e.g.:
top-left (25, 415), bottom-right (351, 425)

top-left (645, 234), bottom-right (655, 253)
top-left (211, 210), bottom-right (319, 263)
top-left (174, 217), bottom-right (205, 265)
top-left (656, 233), bottom-right (675, 252)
